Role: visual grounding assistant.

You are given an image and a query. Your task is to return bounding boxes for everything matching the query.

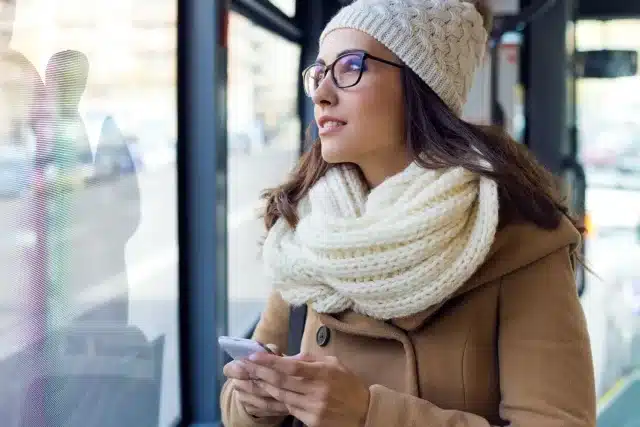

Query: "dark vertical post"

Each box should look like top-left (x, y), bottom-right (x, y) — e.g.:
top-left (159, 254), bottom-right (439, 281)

top-left (296, 0), bottom-right (342, 155)
top-left (177, 0), bottom-right (229, 424)
top-left (524, 0), bottom-right (570, 175)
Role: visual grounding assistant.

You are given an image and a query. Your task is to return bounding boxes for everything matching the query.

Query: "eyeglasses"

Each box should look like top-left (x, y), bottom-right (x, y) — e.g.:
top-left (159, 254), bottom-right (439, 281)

top-left (302, 50), bottom-right (404, 98)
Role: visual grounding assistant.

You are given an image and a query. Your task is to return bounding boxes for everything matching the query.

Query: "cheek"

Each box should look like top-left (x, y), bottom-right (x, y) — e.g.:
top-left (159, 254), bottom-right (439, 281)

top-left (320, 82), bottom-right (404, 163)
top-left (351, 86), bottom-right (404, 147)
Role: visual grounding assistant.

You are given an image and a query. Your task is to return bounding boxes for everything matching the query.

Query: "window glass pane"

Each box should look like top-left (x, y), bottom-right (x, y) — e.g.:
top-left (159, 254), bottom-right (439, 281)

top-left (1, 0), bottom-right (179, 425)
top-left (576, 18), bottom-right (640, 413)
top-left (227, 12), bottom-right (301, 336)
top-left (268, 0), bottom-right (295, 17)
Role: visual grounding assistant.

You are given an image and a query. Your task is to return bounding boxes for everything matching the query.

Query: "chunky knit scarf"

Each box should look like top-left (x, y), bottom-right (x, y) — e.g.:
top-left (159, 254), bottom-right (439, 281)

top-left (261, 162), bottom-right (499, 320)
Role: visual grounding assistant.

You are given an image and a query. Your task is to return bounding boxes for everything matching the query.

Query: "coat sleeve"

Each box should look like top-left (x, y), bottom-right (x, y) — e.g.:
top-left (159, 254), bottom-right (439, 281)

top-left (364, 247), bottom-right (597, 427)
top-left (220, 291), bottom-right (292, 427)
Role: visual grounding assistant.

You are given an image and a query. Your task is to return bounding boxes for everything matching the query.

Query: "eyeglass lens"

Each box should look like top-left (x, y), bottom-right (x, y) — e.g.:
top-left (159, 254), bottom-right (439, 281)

top-left (304, 53), bottom-right (365, 97)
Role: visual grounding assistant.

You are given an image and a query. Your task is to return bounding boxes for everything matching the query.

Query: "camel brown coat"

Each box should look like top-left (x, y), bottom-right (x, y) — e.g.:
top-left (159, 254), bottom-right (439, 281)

top-left (221, 216), bottom-right (596, 427)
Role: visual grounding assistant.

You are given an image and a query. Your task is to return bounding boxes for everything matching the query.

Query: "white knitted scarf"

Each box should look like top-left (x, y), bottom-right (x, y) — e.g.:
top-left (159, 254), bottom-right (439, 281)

top-left (261, 162), bottom-right (499, 320)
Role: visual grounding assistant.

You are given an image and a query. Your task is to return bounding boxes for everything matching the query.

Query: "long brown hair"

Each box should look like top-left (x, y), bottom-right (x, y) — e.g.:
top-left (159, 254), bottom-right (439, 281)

top-left (261, 67), bottom-right (583, 242)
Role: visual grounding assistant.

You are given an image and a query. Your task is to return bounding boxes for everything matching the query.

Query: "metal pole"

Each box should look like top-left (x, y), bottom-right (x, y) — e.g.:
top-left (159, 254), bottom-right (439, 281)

top-left (489, 40), bottom-right (504, 127)
top-left (177, 0), bottom-right (229, 424)
top-left (296, 0), bottom-right (342, 154)
top-left (526, 0), bottom-right (569, 175)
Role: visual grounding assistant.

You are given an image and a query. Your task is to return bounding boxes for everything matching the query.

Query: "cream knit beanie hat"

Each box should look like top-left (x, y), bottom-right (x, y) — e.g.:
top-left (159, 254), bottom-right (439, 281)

top-left (319, 0), bottom-right (489, 115)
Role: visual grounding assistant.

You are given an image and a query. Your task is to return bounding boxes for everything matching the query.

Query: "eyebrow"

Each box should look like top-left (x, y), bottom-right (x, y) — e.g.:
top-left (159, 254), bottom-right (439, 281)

top-left (315, 48), bottom-right (364, 65)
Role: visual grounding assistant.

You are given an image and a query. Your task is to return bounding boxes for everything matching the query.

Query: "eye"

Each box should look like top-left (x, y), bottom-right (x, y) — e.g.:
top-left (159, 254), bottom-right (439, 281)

top-left (307, 64), bottom-right (325, 79)
top-left (304, 64), bottom-right (325, 93)
top-left (306, 64), bottom-right (325, 85)
top-left (335, 54), bottom-right (366, 75)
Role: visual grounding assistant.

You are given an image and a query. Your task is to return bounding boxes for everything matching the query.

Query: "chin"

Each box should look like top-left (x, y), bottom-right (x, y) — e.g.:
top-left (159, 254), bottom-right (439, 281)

top-left (320, 147), bottom-right (349, 164)
top-left (320, 139), bottom-right (352, 164)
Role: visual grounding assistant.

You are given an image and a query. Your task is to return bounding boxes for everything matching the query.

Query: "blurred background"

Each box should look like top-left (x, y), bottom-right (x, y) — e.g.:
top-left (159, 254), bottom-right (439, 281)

top-left (0, 0), bottom-right (638, 425)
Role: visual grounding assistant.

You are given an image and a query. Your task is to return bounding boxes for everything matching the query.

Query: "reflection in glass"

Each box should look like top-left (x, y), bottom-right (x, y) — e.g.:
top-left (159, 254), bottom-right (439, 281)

top-left (0, 0), bottom-right (178, 425)
top-left (576, 19), bottom-right (640, 417)
top-left (227, 12), bottom-right (301, 336)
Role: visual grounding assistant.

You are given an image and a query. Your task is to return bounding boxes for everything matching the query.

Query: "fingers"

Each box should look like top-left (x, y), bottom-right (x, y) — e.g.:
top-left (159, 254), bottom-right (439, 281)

top-left (288, 352), bottom-right (318, 362)
top-left (243, 402), bottom-right (287, 418)
top-left (233, 379), bottom-right (273, 399)
top-left (243, 360), bottom-right (313, 394)
top-left (235, 389), bottom-right (288, 417)
top-left (256, 379), bottom-right (311, 410)
top-left (249, 352), bottom-right (323, 379)
top-left (265, 343), bottom-right (281, 355)
top-left (223, 360), bottom-right (251, 380)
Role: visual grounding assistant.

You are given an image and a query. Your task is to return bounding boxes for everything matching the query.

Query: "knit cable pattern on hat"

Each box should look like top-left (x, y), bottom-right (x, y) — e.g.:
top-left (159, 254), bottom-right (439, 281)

top-left (261, 162), bottom-right (499, 320)
top-left (320, 0), bottom-right (488, 115)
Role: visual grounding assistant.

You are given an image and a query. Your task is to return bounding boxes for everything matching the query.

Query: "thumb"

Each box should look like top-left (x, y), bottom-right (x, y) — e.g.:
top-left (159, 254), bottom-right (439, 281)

top-left (287, 352), bottom-right (317, 362)
top-left (264, 343), bottom-right (282, 355)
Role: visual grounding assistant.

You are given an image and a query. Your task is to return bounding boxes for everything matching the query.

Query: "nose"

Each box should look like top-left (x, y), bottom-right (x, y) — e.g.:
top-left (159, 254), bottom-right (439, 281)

top-left (311, 73), bottom-right (338, 107)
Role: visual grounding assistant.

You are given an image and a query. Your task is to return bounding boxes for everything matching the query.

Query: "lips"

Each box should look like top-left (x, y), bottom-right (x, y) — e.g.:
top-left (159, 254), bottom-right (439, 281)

top-left (318, 116), bottom-right (347, 129)
top-left (321, 120), bottom-right (345, 130)
top-left (317, 116), bottom-right (347, 133)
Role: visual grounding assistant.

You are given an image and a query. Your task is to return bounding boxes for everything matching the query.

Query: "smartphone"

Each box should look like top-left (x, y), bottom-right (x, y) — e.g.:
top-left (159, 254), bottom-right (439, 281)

top-left (218, 336), bottom-right (274, 360)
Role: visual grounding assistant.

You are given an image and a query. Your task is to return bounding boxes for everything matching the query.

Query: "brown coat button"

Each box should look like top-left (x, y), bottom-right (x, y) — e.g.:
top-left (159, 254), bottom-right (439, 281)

top-left (316, 325), bottom-right (331, 347)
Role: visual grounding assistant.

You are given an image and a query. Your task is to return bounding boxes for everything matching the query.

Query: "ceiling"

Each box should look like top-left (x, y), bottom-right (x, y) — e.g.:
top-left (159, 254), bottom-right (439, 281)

top-left (335, 0), bottom-right (640, 20)
top-left (578, 0), bottom-right (640, 19)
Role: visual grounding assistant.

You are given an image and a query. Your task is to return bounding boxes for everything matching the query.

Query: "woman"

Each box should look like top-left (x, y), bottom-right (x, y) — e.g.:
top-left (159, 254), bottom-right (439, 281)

top-left (221, 0), bottom-right (596, 426)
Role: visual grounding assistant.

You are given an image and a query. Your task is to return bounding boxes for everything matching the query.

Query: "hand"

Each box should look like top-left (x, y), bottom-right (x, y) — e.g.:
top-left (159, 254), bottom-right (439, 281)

top-left (243, 352), bottom-right (370, 427)
top-left (222, 344), bottom-right (290, 418)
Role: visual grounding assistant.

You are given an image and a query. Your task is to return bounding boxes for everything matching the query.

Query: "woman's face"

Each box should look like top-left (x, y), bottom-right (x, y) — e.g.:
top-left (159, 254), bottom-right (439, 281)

top-left (312, 29), bottom-right (409, 186)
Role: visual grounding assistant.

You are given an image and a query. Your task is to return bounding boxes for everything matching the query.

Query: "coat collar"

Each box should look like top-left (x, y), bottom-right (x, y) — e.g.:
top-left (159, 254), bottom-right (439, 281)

top-left (319, 216), bottom-right (581, 335)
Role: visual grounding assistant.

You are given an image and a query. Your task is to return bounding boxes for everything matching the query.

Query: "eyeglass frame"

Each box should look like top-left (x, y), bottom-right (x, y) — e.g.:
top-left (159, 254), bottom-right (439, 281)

top-left (301, 50), bottom-right (404, 97)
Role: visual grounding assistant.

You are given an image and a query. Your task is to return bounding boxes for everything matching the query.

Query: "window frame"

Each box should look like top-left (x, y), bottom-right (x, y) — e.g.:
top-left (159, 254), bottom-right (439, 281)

top-left (231, 0), bottom-right (301, 43)
top-left (176, 0), bottom-right (229, 425)
top-left (220, 0), bottom-right (307, 340)
top-left (175, 0), bottom-right (346, 424)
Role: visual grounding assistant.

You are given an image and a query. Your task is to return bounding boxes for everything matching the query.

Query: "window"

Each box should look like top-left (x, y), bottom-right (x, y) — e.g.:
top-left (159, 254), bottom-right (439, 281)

top-left (227, 11), bottom-right (301, 336)
top-left (132, 0), bottom-right (176, 28)
top-left (575, 18), bottom-right (640, 406)
top-left (1, 0), bottom-right (179, 425)
top-left (268, 0), bottom-right (296, 17)
top-left (133, 28), bottom-right (176, 53)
